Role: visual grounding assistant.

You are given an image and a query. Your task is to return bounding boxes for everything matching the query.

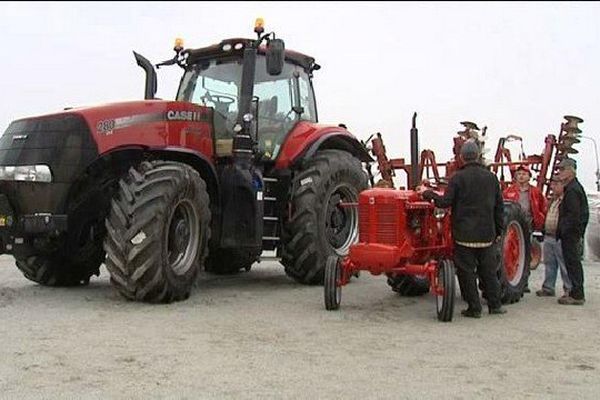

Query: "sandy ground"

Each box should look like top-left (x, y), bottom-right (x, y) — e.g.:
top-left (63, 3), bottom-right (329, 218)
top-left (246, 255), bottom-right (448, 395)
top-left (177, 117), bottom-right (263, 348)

top-left (0, 255), bottom-right (599, 399)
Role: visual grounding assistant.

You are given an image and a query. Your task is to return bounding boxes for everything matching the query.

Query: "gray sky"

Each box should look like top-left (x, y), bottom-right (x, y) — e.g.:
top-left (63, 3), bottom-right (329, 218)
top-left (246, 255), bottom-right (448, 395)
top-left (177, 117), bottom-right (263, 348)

top-left (2, 1), bottom-right (599, 191)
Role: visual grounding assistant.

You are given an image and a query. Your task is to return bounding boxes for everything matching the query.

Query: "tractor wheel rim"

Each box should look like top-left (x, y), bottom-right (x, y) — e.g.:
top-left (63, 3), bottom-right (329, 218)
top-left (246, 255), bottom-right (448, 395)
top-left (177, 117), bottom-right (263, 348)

top-left (166, 199), bottom-right (200, 276)
top-left (325, 185), bottom-right (358, 256)
top-left (503, 221), bottom-right (525, 286)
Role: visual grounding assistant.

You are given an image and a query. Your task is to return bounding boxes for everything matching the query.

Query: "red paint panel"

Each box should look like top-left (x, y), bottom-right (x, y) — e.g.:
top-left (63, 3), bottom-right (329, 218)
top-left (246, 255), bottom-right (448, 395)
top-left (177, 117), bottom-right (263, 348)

top-left (69, 100), bottom-right (214, 158)
top-left (275, 121), bottom-right (354, 169)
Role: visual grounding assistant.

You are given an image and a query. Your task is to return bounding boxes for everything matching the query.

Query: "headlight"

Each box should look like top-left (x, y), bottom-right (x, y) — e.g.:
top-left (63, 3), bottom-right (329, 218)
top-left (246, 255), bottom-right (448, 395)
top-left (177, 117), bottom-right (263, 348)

top-left (434, 207), bottom-right (447, 220)
top-left (0, 165), bottom-right (52, 183)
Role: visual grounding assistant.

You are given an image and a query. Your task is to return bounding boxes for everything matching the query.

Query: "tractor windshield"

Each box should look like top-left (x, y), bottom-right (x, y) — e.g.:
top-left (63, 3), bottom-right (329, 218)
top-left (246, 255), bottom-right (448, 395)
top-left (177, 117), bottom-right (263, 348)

top-left (177, 56), bottom-right (316, 159)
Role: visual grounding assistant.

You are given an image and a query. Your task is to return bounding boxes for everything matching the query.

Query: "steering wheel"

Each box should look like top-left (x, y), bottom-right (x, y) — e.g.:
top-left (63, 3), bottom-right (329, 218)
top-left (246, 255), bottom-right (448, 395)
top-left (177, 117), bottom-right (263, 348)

top-left (211, 94), bottom-right (235, 105)
top-left (202, 92), bottom-right (235, 106)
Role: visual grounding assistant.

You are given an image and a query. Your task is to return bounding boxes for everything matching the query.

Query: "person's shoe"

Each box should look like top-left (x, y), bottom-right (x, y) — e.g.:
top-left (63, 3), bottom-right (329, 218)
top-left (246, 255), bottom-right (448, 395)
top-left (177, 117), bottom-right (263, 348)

top-left (461, 309), bottom-right (482, 318)
top-left (489, 306), bottom-right (507, 315)
top-left (536, 289), bottom-right (555, 297)
top-left (557, 296), bottom-right (585, 305)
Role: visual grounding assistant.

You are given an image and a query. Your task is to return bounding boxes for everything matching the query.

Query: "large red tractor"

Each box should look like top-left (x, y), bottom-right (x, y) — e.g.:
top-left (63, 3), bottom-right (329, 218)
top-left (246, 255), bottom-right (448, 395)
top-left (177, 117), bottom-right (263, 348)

top-left (0, 20), bottom-right (370, 302)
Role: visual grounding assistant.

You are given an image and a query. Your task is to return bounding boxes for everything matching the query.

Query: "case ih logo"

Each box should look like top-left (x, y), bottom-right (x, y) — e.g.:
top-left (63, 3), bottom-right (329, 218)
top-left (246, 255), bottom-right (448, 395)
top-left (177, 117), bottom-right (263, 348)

top-left (166, 110), bottom-right (206, 122)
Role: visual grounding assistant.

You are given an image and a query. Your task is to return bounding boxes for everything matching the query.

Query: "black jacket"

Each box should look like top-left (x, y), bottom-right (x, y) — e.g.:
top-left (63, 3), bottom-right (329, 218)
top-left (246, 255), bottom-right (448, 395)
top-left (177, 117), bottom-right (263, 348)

top-left (557, 177), bottom-right (589, 240)
top-left (423, 163), bottom-right (504, 243)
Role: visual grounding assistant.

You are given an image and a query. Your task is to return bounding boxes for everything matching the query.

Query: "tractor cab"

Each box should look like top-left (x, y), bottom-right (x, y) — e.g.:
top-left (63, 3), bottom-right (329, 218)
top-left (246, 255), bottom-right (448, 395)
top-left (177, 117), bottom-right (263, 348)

top-left (176, 39), bottom-right (318, 161)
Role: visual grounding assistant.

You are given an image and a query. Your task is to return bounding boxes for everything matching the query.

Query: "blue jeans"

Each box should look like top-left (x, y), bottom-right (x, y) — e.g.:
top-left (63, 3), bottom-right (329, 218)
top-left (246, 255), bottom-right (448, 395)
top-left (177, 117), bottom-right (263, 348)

top-left (542, 236), bottom-right (572, 294)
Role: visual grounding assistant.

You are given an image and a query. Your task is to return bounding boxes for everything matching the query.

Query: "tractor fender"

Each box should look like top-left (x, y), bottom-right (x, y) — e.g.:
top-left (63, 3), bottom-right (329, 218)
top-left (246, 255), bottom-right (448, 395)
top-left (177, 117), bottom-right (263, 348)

top-left (275, 122), bottom-right (372, 169)
top-left (86, 145), bottom-right (219, 205)
top-left (149, 146), bottom-right (219, 204)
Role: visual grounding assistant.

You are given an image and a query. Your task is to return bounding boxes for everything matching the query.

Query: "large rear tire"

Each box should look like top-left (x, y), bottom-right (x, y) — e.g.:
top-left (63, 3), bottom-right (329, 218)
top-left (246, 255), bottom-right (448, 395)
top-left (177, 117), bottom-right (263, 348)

top-left (498, 201), bottom-right (531, 304)
top-left (281, 150), bottom-right (367, 284)
top-left (103, 161), bottom-right (210, 303)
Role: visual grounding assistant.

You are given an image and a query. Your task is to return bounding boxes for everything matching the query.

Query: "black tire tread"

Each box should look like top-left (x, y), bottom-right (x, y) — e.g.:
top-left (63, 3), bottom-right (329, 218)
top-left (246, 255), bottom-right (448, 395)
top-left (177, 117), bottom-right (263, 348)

top-left (103, 160), bottom-right (210, 303)
top-left (282, 150), bottom-right (367, 285)
top-left (437, 259), bottom-right (455, 322)
top-left (324, 255), bottom-right (341, 310)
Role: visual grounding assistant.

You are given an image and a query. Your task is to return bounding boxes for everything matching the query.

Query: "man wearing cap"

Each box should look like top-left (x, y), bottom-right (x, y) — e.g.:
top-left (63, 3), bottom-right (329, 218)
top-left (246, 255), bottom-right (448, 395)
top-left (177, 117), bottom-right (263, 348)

top-left (420, 140), bottom-right (506, 318)
top-left (503, 164), bottom-right (548, 232)
top-left (503, 164), bottom-right (548, 293)
top-left (556, 158), bottom-right (589, 305)
top-left (536, 175), bottom-right (572, 298)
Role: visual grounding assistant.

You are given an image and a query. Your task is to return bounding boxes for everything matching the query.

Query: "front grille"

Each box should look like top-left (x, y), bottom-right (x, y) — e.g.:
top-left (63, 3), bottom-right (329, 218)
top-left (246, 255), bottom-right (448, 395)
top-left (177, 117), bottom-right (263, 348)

top-left (358, 201), bottom-right (397, 245)
top-left (376, 204), bottom-right (397, 245)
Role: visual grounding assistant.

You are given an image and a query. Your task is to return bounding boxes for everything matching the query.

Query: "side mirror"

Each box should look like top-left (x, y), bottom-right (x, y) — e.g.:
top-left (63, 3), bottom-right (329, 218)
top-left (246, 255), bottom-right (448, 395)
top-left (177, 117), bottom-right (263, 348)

top-left (266, 38), bottom-right (285, 76)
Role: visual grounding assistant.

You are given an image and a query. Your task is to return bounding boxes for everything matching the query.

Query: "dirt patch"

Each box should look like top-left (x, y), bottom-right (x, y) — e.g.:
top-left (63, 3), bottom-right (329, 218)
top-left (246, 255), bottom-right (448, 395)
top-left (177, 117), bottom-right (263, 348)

top-left (0, 255), bottom-right (598, 399)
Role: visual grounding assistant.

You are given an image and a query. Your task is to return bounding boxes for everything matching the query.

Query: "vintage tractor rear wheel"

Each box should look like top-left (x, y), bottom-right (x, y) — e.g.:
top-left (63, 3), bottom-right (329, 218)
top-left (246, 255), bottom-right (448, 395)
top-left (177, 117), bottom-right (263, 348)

top-left (498, 201), bottom-right (531, 304)
top-left (436, 259), bottom-right (456, 322)
top-left (104, 161), bottom-right (210, 303)
top-left (282, 150), bottom-right (367, 284)
top-left (387, 274), bottom-right (430, 296)
top-left (324, 255), bottom-right (342, 310)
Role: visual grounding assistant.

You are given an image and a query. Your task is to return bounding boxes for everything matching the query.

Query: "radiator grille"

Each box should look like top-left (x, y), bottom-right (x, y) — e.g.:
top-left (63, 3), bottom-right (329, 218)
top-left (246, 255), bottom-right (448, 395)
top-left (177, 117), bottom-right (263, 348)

top-left (359, 202), bottom-right (397, 245)
top-left (376, 204), bottom-right (397, 244)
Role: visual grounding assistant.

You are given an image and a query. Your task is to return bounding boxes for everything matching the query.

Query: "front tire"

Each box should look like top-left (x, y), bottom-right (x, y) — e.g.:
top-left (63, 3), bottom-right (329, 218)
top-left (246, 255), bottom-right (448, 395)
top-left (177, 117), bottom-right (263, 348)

top-left (498, 201), bottom-right (531, 304)
top-left (436, 259), bottom-right (456, 322)
top-left (14, 242), bottom-right (103, 287)
top-left (103, 161), bottom-right (210, 303)
top-left (324, 256), bottom-right (342, 310)
top-left (282, 150), bottom-right (367, 284)
top-left (14, 191), bottom-right (106, 287)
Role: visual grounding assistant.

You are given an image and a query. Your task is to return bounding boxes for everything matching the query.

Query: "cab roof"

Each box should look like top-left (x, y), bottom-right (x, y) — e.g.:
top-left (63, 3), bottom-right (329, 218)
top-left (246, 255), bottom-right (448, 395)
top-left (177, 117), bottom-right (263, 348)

top-left (184, 38), bottom-right (318, 72)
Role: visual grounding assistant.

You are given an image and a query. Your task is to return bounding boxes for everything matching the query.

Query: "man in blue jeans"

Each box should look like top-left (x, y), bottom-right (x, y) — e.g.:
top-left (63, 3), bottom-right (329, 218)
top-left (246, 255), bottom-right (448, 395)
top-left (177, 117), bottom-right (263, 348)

top-left (536, 175), bottom-right (572, 298)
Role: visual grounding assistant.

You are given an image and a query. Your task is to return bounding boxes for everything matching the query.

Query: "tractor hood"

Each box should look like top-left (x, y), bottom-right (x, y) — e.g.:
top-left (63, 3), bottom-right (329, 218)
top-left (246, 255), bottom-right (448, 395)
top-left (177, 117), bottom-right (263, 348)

top-left (56, 100), bottom-right (212, 152)
top-left (1, 99), bottom-right (214, 177)
top-left (4, 100), bottom-right (214, 156)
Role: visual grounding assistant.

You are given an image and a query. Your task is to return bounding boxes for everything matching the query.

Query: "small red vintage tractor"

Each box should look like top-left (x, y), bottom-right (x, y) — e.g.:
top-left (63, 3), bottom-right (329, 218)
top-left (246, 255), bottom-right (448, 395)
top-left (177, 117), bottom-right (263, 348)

top-left (0, 20), bottom-right (370, 302)
top-left (325, 114), bottom-right (584, 320)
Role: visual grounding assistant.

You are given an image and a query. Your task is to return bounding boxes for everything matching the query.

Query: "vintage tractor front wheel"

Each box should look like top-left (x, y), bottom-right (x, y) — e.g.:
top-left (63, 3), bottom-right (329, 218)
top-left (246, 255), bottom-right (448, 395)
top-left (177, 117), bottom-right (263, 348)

top-left (324, 255), bottom-right (342, 310)
top-left (436, 259), bottom-right (456, 322)
top-left (498, 201), bottom-right (531, 304)
top-left (104, 161), bottom-right (210, 303)
top-left (282, 150), bottom-right (367, 284)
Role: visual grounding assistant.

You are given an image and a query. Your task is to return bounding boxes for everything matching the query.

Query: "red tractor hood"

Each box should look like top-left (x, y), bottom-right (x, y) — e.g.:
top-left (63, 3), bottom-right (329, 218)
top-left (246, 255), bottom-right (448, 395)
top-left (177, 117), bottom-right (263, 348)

top-left (37, 100), bottom-right (214, 156)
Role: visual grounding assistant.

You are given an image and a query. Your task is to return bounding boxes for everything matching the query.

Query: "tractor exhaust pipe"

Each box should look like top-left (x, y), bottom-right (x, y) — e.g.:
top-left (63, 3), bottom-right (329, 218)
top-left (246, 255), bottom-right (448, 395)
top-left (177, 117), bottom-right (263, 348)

top-left (133, 51), bottom-right (157, 100)
top-left (410, 112), bottom-right (420, 189)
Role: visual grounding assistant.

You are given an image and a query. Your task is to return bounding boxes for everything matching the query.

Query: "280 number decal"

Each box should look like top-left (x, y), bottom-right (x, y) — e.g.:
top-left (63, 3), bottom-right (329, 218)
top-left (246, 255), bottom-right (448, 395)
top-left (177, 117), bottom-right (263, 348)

top-left (96, 119), bottom-right (115, 134)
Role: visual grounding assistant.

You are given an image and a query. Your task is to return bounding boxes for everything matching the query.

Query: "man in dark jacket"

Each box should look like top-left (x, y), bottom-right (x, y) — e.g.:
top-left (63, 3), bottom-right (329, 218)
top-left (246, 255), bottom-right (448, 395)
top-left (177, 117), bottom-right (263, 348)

top-left (421, 140), bottom-right (506, 318)
top-left (556, 158), bottom-right (589, 305)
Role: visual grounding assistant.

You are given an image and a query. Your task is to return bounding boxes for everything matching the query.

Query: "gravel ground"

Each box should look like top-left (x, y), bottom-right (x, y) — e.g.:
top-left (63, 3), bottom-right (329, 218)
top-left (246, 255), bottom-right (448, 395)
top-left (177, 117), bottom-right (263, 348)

top-left (0, 255), bottom-right (599, 399)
